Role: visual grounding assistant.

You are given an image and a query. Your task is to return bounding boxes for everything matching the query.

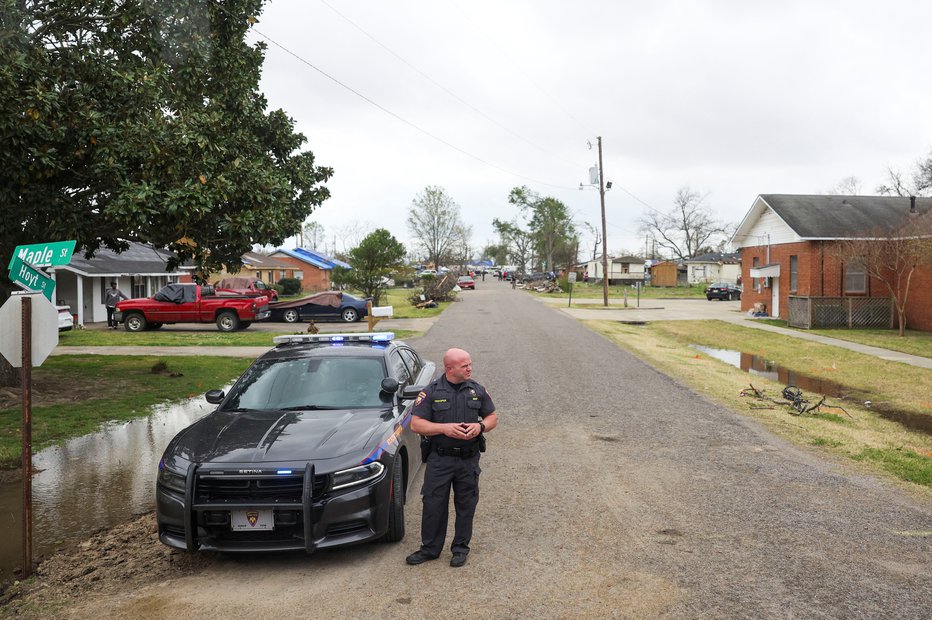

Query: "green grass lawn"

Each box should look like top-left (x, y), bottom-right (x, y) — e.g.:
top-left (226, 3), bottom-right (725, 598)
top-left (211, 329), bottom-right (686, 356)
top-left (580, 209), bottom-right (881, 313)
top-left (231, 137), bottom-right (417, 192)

top-left (753, 319), bottom-right (932, 359)
top-left (58, 327), bottom-right (419, 347)
top-left (587, 318), bottom-right (932, 488)
top-left (0, 356), bottom-right (252, 468)
top-left (535, 282), bottom-right (708, 300)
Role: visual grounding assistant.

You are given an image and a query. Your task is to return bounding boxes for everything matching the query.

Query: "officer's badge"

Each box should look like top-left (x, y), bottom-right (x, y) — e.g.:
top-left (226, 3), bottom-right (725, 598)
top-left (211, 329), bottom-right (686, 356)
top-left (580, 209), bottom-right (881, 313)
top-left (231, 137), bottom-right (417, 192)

top-left (469, 388), bottom-right (476, 396)
top-left (414, 391), bottom-right (426, 406)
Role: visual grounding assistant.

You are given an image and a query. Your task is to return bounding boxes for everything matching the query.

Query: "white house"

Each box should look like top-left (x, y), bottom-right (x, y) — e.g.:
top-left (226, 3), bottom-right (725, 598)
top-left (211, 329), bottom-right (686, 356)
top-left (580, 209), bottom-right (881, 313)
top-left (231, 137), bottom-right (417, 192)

top-left (49, 242), bottom-right (184, 326)
top-left (684, 252), bottom-right (741, 284)
top-left (585, 256), bottom-right (645, 284)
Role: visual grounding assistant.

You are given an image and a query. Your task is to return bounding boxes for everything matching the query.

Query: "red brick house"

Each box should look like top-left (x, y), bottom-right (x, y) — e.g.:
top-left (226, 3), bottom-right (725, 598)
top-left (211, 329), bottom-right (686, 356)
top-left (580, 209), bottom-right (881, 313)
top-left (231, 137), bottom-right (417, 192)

top-left (268, 248), bottom-right (352, 293)
top-left (731, 194), bottom-right (932, 331)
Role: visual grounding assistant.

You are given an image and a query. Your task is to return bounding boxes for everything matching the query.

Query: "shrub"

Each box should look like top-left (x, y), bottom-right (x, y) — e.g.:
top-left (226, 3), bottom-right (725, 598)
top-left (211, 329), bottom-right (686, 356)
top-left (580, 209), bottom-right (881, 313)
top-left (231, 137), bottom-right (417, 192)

top-left (278, 277), bottom-right (302, 296)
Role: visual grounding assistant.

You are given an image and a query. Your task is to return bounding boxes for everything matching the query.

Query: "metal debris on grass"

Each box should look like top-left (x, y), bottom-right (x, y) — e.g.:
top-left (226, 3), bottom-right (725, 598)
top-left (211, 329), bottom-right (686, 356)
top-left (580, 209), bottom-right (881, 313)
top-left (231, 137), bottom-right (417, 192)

top-left (740, 383), bottom-right (852, 418)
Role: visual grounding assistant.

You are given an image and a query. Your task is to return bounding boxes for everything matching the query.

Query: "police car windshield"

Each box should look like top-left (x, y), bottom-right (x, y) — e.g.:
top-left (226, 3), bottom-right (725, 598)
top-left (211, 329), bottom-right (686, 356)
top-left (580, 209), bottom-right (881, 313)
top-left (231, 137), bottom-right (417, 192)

top-left (222, 356), bottom-right (388, 411)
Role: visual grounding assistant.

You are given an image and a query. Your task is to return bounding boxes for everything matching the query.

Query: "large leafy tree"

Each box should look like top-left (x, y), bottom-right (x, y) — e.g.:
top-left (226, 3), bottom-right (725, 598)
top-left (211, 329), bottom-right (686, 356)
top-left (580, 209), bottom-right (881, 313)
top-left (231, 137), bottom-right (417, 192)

top-left (406, 186), bottom-right (469, 269)
top-left (0, 0), bottom-right (331, 382)
top-left (332, 228), bottom-right (406, 306)
top-left (507, 186), bottom-right (577, 271)
top-left (1, 0), bottom-right (331, 283)
top-left (492, 218), bottom-right (533, 271)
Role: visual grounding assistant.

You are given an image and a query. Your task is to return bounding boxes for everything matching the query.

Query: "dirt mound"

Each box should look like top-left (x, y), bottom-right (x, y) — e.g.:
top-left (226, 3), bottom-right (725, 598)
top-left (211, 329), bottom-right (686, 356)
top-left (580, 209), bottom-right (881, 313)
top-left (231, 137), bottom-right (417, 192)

top-left (0, 513), bottom-right (208, 618)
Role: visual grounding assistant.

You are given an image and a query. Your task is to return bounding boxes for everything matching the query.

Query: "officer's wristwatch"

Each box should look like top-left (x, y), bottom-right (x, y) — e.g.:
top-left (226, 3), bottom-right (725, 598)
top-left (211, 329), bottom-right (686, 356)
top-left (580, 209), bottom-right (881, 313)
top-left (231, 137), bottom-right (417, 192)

top-left (478, 421), bottom-right (486, 434)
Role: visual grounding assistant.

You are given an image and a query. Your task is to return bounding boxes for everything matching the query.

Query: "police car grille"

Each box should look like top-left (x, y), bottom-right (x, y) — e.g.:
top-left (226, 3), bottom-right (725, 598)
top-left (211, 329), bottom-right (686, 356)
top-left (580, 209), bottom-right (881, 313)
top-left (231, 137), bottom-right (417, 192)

top-left (196, 475), bottom-right (326, 502)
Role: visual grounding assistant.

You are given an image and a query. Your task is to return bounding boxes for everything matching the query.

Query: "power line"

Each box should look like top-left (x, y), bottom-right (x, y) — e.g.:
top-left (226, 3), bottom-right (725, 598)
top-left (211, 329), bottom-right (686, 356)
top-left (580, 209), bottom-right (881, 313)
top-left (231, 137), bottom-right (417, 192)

top-left (448, 0), bottom-right (596, 139)
top-left (318, 0), bottom-right (584, 171)
top-left (222, 7), bottom-right (580, 191)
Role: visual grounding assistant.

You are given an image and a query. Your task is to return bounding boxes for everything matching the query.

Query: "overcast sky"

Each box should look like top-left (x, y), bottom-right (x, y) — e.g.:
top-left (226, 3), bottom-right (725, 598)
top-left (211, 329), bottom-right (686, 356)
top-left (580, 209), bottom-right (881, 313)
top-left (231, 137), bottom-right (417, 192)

top-left (246, 0), bottom-right (932, 260)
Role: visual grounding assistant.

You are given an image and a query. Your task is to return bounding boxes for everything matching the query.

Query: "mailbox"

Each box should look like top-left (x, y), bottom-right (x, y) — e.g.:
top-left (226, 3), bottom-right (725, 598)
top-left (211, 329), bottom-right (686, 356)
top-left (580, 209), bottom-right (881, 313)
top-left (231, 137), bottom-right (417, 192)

top-left (371, 305), bottom-right (393, 318)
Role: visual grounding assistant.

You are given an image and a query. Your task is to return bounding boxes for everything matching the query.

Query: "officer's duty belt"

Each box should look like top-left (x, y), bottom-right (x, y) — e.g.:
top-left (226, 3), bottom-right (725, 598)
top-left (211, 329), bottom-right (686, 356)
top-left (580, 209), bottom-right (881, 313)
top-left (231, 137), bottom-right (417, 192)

top-left (434, 446), bottom-right (478, 458)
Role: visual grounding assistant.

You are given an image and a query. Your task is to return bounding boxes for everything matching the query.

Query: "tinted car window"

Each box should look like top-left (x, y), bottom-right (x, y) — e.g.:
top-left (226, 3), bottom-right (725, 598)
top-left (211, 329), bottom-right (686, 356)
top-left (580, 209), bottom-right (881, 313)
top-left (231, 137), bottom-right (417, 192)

top-left (225, 356), bottom-right (387, 410)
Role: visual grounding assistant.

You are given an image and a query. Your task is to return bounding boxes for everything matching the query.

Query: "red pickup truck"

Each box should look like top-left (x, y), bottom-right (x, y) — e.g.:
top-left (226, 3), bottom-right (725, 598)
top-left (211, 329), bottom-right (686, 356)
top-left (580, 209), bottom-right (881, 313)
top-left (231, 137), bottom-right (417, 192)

top-left (114, 283), bottom-right (271, 332)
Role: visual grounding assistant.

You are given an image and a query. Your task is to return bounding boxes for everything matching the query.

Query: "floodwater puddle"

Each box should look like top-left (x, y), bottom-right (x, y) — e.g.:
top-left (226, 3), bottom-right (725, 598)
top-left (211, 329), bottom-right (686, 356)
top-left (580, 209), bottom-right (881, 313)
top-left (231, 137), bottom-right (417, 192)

top-left (690, 345), bottom-right (932, 435)
top-left (0, 393), bottom-right (218, 584)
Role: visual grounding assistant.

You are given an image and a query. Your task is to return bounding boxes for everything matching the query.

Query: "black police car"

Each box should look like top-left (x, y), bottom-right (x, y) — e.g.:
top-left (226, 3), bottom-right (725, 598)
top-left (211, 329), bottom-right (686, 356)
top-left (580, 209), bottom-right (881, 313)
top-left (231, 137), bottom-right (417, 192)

top-left (156, 332), bottom-right (436, 553)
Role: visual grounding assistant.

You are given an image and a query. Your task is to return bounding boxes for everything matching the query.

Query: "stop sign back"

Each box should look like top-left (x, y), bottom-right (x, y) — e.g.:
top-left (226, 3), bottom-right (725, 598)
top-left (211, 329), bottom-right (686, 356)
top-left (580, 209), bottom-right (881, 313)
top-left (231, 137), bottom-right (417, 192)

top-left (0, 293), bottom-right (59, 367)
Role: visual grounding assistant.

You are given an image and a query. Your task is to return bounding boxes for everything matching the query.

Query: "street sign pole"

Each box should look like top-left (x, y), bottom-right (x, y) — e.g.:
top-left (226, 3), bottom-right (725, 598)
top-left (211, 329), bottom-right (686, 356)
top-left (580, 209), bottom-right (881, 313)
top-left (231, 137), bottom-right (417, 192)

top-left (21, 296), bottom-right (33, 579)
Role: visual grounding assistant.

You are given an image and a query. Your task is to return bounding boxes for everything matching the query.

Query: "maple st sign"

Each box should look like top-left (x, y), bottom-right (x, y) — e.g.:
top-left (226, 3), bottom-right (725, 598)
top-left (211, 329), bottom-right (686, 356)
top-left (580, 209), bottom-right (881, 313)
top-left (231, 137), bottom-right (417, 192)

top-left (6, 240), bottom-right (75, 302)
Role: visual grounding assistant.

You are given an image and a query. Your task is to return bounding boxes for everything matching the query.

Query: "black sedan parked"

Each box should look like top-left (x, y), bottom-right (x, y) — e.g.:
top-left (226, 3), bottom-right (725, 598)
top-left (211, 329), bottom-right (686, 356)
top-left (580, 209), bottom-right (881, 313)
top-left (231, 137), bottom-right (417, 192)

top-left (705, 282), bottom-right (742, 301)
top-left (268, 291), bottom-right (369, 323)
top-left (156, 332), bottom-right (436, 553)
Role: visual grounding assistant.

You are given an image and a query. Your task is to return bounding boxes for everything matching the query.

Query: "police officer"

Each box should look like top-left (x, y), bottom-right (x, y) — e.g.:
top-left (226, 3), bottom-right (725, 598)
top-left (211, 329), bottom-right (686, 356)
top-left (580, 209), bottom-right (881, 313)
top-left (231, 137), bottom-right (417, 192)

top-left (406, 348), bottom-right (498, 568)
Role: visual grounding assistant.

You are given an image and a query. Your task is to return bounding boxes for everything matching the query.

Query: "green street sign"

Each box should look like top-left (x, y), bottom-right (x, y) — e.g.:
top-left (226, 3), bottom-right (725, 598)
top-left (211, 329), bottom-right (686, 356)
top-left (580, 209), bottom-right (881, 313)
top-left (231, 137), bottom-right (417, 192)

top-left (7, 240), bottom-right (76, 269)
top-left (8, 256), bottom-right (55, 302)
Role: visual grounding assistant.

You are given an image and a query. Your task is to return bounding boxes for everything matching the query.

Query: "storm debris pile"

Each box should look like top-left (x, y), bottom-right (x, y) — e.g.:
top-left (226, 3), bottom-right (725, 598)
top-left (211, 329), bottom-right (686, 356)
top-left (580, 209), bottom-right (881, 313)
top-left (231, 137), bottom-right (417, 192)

top-left (408, 272), bottom-right (459, 305)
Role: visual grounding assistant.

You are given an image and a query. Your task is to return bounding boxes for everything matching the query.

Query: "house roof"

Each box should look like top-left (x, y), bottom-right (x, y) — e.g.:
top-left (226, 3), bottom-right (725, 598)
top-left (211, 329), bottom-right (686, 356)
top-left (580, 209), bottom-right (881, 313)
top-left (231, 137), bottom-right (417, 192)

top-left (241, 251), bottom-right (297, 269)
top-left (733, 194), bottom-right (932, 243)
top-left (50, 241), bottom-right (180, 277)
top-left (272, 247), bottom-right (352, 270)
top-left (686, 251), bottom-right (740, 264)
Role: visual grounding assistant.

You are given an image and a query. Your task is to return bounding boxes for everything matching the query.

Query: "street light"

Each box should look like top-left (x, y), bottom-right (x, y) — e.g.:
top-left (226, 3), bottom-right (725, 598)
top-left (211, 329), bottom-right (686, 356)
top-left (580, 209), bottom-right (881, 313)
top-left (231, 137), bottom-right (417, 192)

top-left (580, 136), bottom-right (610, 306)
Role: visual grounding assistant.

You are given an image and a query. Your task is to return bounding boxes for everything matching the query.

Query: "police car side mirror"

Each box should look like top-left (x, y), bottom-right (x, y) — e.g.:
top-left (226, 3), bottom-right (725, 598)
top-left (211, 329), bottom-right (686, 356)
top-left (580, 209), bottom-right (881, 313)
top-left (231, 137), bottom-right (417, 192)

top-left (400, 385), bottom-right (423, 401)
top-left (205, 389), bottom-right (225, 404)
top-left (380, 377), bottom-right (400, 394)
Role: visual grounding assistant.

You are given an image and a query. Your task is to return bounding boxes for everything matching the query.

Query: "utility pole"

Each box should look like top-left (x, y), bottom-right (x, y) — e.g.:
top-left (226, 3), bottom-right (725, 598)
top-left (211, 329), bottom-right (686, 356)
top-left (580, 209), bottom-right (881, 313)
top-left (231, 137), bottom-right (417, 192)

top-left (598, 136), bottom-right (608, 307)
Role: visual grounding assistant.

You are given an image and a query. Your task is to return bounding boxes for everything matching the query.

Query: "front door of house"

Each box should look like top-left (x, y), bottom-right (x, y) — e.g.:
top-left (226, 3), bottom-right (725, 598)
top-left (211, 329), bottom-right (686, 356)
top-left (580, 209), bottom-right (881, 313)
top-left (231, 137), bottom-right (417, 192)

top-left (771, 277), bottom-right (780, 317)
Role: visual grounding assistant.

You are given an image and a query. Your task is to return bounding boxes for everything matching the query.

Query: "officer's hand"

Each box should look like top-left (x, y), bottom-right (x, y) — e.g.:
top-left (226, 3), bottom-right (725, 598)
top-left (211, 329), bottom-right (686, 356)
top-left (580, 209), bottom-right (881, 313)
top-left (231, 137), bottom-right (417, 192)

top-left (444, 423), bottom-right (469, 440)
top-left (458, 423), bottom-right (481, 439)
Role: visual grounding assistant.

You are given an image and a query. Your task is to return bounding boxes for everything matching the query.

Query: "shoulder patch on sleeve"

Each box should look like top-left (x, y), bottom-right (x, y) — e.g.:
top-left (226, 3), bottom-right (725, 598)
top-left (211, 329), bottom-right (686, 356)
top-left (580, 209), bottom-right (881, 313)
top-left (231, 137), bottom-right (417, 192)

top-left (414, 391), bottom-right (427, 406)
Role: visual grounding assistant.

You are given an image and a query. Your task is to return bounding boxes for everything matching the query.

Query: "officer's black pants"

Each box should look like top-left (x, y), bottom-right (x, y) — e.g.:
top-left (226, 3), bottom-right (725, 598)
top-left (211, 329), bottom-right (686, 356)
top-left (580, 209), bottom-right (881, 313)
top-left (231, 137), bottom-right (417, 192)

top-left (419, 453), bottom-right (480, 556)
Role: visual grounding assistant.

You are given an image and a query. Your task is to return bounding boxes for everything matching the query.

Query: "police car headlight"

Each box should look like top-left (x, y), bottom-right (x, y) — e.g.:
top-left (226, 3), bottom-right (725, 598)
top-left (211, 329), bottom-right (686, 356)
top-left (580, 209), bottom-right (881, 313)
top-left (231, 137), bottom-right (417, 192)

top-left (332, 462), bottom-right (384, 491)
top-left (157, 459), bottom-right (187, 493)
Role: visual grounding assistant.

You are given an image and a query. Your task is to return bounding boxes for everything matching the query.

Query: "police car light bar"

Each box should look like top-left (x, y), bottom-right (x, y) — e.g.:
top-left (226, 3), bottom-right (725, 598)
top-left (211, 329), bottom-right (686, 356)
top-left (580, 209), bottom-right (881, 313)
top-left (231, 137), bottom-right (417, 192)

top-left (273, 332), bottom-right (396, 345)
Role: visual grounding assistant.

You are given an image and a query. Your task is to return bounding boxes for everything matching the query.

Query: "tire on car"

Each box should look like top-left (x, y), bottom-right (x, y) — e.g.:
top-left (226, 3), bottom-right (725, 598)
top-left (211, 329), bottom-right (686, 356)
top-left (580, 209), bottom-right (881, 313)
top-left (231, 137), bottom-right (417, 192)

top-left (124, 312), bottom-right (147, 332)
top-left (282, 309), bottom-right (300, 323)
top-left (216, 310), bottom-right (240, 332)
top-left (341, 307), bottom-right (359, 322)
top-left (380, 456), bottom-right (405, 542)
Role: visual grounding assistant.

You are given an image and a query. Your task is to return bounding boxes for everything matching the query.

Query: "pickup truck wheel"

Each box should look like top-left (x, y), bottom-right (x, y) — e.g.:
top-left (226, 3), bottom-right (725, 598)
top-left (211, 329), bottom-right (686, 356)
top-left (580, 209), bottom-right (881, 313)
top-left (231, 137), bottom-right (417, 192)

top-left (341, 307), bottom-right (359, 322)
top-left (124, 313), bottom-right (147, 332)
top-left (380, 456), bottom-right (405, 542)
top-left (282, 309), bottom-right (299, 323)
top-left (216, 311), bottom-right (240, 332)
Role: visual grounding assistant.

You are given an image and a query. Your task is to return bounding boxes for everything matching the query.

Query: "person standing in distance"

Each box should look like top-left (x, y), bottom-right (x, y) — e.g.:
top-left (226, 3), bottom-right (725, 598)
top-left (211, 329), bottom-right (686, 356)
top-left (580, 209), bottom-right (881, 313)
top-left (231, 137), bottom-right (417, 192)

top-left (406, 348), bottom-right (498, 568)
top-left (105, 281), bottom-right (128, 329)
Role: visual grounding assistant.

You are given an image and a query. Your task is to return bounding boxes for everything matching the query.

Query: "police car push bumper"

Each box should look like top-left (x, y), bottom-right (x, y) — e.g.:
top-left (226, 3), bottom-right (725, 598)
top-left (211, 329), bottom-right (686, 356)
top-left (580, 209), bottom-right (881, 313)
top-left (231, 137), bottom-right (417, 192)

top-left (156, 460), bottom-right (394, 553)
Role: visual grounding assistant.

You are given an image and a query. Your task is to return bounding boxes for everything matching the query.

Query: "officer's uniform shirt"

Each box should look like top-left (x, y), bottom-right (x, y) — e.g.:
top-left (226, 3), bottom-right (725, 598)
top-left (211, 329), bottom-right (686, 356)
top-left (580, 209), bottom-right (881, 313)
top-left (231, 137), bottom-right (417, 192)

top-left (412, 375), bottom-right (495, 449)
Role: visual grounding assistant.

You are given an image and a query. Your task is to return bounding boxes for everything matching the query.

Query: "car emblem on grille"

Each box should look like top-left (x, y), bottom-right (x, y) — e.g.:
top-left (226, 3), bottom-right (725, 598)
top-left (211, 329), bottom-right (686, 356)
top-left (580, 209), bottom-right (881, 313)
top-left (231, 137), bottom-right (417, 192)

top-left (246, 511), bottom-right (259, 526)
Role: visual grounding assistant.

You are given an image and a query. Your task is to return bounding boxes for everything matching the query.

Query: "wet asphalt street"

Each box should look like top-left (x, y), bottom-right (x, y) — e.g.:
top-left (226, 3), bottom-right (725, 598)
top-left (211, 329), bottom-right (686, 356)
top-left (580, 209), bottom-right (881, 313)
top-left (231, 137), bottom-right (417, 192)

top-left (67, 279), bottom-right (931, 619)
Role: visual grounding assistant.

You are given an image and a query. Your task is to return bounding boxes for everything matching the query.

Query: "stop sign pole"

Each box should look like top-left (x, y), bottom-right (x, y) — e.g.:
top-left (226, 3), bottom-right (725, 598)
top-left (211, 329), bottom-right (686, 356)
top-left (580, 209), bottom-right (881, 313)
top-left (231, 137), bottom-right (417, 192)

top-left (21, 296), bottom-right (33, 579)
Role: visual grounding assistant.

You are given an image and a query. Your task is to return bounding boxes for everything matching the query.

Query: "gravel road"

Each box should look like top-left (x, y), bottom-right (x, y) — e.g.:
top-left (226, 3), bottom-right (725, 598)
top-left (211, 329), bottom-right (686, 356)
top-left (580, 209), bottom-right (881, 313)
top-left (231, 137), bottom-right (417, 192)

top-left (31, 281), bottom-right (932, 618)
